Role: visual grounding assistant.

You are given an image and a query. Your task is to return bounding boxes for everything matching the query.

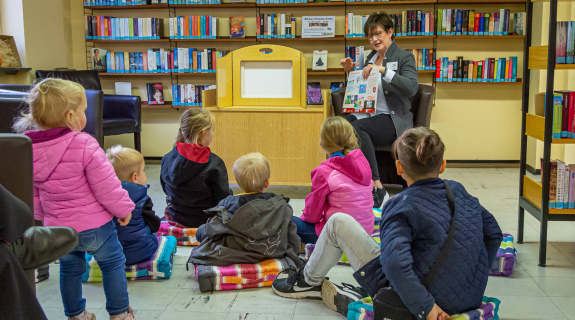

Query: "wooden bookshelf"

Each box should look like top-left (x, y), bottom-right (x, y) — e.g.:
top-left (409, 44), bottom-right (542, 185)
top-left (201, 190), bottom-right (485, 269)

top-left (437, 35), bottom-right (525, 39)
top-left (170, 3), bottom-right (256, 7)
top-left (142, 101), bottom-right (173, 109)
top-left (86, 38), bottom-right (170, 43)
top-left (418, 70), bottom-right (436, 73)
top-left (0, 68), bottom-right (32, 75)
top-left (437, 0), bottom-right (526, 3)
top-left (523, 176), bottom-right (575, 215)
top-left (257, 2), bottom-right (344, 7)
top-left (346, 0), bottom-right (436, 5)
top-left (258, 35), bottom-right (345, 41)
top-left (307, 68), bottom-right (345, 75)
top-left (170, 36), bottom-right (258, 42)
top-left (172, 72), bottom-right (217, 76)
top-left (525, 114), bottom-right (575, 144)
top-left (98, 72), bottom-right (172, 76)
top-left (529, 45), bottom-right (575, 70)
top-left (436, 79), bottom-right (523, 84)
top-left (84, 4), bottom-right (169, 9)
top-left (346, 35), bottom-right (434, 40)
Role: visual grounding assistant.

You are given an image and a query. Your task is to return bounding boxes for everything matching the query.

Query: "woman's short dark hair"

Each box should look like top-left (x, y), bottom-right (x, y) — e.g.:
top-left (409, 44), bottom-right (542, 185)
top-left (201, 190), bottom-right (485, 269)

top-left (363, 12), bottom-right (395, 41)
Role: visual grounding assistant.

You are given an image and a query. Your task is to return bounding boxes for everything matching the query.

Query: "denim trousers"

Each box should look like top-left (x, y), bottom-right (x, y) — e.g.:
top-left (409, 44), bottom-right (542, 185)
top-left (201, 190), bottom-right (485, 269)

top-left (303, 212), bottom-right (381, 286)
top-left (291, 216), bottom-right (320, 244)
top-left (59, 220), bottom-right (130, 317)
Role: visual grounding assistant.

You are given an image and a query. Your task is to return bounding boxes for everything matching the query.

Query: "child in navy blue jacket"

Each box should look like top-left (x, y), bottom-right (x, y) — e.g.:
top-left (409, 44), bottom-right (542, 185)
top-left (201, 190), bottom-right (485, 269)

top-left (273, 127), bottom-right (503, 320)
top-left (107, 145), bottom-right (161, 265)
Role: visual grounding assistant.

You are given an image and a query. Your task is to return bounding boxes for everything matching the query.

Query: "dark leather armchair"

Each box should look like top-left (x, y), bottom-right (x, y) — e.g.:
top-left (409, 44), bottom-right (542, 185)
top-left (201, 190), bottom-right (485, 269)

top-left (35, 70), bottom-right (142, 151)
top-left (331, 84), bottom-right (435, 186)
top-left (0, 87), bottom-right (104, 145)
top-left (0, 134), bottom-right (35, 290)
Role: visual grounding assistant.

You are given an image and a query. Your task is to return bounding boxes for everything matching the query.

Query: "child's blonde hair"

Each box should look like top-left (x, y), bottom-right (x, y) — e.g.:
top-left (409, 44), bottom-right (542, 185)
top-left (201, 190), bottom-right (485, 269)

top-left (106, 145), bottom-right (145, 182)
top-left (320, 116), bottom-right (359, 156)
top-left (13, 78), bottom-right (86, 133)
top-left (174, 108), bottom-right (215, 146)
top-left (393, 127), bottom-right (445, 179)
top-left (233, 152), bottom-right (271, 193)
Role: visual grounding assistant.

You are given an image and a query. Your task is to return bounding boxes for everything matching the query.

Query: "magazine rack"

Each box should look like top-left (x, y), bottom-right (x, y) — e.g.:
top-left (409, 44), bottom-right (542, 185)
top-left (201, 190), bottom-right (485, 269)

top-left (203, 44), bottom-right (329, 186)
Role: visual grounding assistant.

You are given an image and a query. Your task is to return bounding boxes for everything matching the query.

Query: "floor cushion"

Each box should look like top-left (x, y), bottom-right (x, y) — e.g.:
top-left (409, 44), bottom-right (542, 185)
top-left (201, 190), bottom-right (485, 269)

top-left (193, 257), bottom-right (296, 292)
top-left (489, 233), bottom-right (517, 277)
top-left (82, 235), bottom-right (177, 282)
top-left (157, 221), bottom-right (199, 246)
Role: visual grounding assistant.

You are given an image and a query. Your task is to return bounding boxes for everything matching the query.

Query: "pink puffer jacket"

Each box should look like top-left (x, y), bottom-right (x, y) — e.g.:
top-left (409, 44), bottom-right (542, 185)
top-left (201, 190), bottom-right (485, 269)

top-left (300, 149), bottom-right (375, 236)
top-left (25, 127), bottom-right (134, 233)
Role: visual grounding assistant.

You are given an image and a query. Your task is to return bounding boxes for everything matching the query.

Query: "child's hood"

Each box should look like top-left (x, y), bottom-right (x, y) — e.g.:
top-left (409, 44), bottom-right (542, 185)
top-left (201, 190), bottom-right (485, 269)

top-left (121, 181), bottom-right (149, 205)
top-left (322, 149), bottom-right (372, 186)
top-left (24, 127), bottom-right (80, 182)
top-left (164, 143), bottom-right (212, 184)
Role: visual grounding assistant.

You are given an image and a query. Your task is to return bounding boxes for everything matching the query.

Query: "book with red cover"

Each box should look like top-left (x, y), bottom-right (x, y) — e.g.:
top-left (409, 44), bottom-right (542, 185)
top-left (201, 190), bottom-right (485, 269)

top-left (230, 16), bottom-right (245, 38)
top-left (557, 91), bottom-right (571, 138)
top-left (488, 58), bottom-right (495, 81)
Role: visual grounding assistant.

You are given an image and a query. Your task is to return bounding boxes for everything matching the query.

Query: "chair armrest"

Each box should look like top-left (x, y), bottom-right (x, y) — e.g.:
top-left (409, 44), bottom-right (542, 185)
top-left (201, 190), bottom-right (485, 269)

top-left (84, 90), bottom-right (104, 146)
top-left (331, 90), bottom-right (345, 117)
top-left (103, 94), bottom-right (141, 129)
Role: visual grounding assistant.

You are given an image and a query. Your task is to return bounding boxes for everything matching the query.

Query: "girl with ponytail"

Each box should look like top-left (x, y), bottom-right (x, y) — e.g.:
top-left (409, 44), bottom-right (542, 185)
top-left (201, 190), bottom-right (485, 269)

top-left (160, 108), bottom-right (231, 228)
top-left (293, 116), bottom-right (375, 244)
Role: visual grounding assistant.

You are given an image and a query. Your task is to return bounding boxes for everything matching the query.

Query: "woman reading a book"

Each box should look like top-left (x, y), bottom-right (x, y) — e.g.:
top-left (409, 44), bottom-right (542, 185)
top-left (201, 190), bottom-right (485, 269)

top-left (340, 11), bottom-right (418, 208)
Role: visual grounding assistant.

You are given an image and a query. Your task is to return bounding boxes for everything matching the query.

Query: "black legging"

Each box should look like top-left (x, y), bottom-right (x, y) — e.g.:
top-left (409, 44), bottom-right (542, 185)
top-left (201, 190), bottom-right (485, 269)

top-left (343, 114), bottom-right (397, 181)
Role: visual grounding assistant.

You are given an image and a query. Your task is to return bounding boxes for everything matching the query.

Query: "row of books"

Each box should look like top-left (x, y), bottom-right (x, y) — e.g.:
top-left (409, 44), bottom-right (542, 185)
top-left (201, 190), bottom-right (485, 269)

top-left (257, 14), bottom-right (296, 38)
top-left (437, 9), bottom-right (525, 36)
top-left (548, 160), bottom-right (575, 209)
top-left (256, 0), bottom-right (308, 3)
top-left (434, 56), bottom-right (518, 82)
top-left (84, 16), bottom-right (164, 40)
top-left (406, 48), bottom-right (436, 71)
top-left (346, 12), bottom-right (435, 37)
top-left (169, 16), bottom-right (218, 39)
top-left (172, 84), bottom-right (216, 106)
top-left (345, 46), bottom-right (365, 69)
top-left (550, 91), bottom-right (575, 139)
top-left (168, 0), bottom-right (221, 3)
top-left (83, 0), bottom-right (159, 5)
top-left (103, 48), bottom-right (230, 73)
top-left (555, 22), bottom-right (575, 64)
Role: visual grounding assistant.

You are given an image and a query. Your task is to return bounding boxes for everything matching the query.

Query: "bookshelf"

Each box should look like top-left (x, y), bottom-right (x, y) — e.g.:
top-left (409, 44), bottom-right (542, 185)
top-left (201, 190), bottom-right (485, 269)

top-left (83, 0), bottom-right (527, 110)
top-left (517, 0), bottom-right (575, 267)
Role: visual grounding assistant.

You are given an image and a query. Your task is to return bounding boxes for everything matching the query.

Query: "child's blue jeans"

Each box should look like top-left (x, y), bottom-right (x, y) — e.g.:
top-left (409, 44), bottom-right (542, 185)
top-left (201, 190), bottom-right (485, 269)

top-left (291, 216), bottom-right (319, 244)
top-left (59, 220), bottom-right (130, 317)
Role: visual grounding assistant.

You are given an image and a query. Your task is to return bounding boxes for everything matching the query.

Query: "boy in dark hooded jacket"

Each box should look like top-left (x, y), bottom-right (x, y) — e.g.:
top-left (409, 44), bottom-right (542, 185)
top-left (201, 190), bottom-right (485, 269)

top-left (190, 153), bottom-right (301, 267)
top-left (107, 145), bottom-right (161, 265)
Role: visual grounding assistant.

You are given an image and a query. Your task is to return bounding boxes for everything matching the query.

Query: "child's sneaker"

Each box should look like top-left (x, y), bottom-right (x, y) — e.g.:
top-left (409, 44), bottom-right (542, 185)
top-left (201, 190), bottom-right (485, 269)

top-left (321, 280), bottom-right (366, 317)
top-left (110, 307), bottom-right (138, 320)
top-left (272, 267), bottom-right (322, 299)
top-left (69, 310), bottom-right (95, 320)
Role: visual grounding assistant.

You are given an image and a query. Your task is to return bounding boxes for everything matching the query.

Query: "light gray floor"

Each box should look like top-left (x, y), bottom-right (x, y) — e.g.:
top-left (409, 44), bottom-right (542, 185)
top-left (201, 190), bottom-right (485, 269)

top-left (38, 167), bottom-right (575, 320)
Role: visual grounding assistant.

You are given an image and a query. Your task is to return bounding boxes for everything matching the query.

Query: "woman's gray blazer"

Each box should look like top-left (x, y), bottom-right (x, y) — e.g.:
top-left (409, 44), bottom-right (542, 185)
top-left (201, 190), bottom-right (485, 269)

top-left (363, 41), bottom-right (419, 138)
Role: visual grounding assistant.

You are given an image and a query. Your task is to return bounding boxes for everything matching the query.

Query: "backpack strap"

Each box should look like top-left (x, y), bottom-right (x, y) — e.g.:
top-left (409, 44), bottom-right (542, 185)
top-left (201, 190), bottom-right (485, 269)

top-left (421, 180), bottom-right (456, 289)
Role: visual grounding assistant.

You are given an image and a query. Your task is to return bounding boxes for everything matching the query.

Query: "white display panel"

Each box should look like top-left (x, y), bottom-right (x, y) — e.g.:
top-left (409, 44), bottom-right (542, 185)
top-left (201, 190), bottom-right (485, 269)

top-left (241, 61), bottom-right (293, 98)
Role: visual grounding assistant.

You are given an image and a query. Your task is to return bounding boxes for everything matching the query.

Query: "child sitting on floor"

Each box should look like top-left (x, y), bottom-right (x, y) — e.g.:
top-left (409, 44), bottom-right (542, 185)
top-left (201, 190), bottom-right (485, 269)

top-left (161, 108), bottom-right (230, 228)
top-left (190, 152), bottom-right (301, 267)
top-left (292, 116), bottom-right (374, 244)
top-left (106, 145), bottom-right (161, 266)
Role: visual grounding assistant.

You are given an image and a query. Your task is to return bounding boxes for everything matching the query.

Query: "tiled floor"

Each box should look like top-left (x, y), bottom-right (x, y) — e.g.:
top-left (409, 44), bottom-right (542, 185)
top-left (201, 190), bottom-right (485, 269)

top-left (37, 166), bottom-right (575, 320)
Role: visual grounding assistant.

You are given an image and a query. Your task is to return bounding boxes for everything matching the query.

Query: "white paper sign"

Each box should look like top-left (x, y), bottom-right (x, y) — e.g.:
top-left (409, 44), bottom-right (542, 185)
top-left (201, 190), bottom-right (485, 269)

top-left (342, 69), bottom-right (379, 114)
top-left (301, 16), bottom-right (335, 38)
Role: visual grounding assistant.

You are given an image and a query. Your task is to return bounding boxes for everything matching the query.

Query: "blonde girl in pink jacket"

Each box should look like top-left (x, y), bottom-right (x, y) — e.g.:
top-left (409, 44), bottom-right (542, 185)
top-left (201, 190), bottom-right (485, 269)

top-left (292, 116), bottom-right (375, 244)
top-left (16, 78), bottom-right (139, 320)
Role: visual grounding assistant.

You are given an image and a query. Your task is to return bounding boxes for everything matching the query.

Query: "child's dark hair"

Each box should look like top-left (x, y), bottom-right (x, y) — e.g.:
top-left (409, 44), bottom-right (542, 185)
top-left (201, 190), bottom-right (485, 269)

top-left (363, 12), bottom-right (395, 41)
top-left (393, 127), bottom-right (445, 179)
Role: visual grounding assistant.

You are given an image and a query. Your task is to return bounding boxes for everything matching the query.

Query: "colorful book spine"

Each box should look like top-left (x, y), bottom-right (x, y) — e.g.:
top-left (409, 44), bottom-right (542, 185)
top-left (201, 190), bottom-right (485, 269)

top-left (553, 93), bottom-right (563, 139)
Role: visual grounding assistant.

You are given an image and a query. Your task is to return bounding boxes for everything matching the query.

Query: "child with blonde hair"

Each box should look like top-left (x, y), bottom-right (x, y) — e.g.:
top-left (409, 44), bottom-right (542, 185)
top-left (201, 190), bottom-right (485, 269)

top-left (18, 78), bottom-right (138, 320)
top-left (161, 108), bottom-right (230, 228)
top-left (190, 152), bottom-right (301, 267)
top-left (106, 145), bottom-right (161, 265)
top-left (292, 116), bottom-right (374, 244)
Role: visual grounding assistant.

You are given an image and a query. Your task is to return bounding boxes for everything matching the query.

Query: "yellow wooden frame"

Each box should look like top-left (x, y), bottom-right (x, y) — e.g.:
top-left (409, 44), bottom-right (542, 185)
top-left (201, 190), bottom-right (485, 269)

top-left (230, 45), bottom-right (305, 107)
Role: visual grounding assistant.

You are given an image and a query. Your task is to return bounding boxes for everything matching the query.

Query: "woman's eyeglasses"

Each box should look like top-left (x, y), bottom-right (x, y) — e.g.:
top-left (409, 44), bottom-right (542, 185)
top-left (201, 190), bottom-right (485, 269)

top-left (368, 31), bottom-right (385, 40)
